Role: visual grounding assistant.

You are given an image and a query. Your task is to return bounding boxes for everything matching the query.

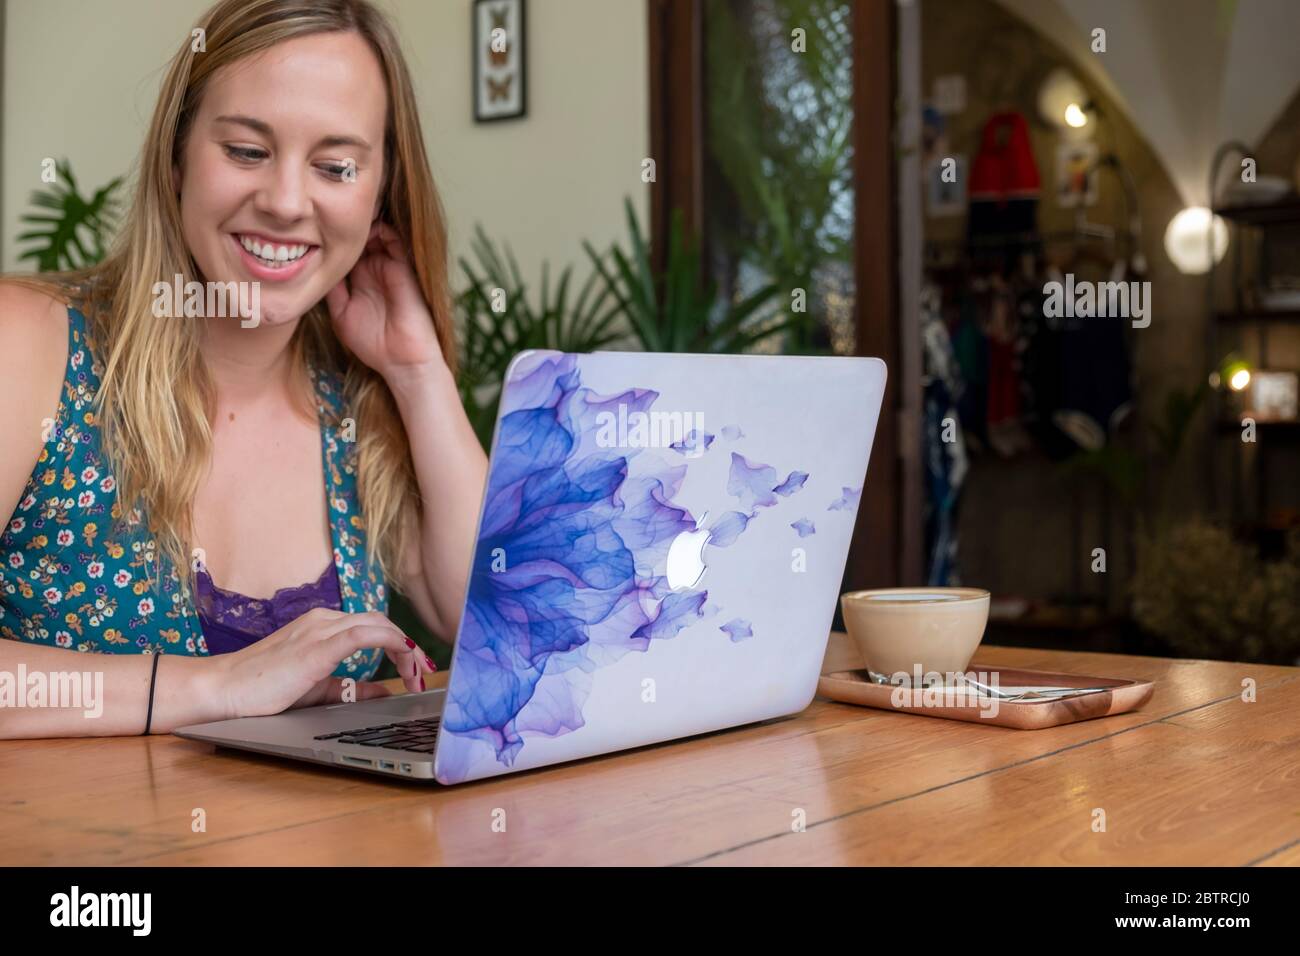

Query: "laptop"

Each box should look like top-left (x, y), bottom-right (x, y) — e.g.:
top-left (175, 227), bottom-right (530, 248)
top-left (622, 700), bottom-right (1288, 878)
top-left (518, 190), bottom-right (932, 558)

top-left (176, 350), bottom-right (886, 784)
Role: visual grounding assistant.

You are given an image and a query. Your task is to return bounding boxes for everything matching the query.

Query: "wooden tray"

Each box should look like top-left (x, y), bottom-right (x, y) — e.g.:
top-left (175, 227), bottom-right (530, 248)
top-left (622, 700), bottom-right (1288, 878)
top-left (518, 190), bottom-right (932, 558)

top-left (817, 664), bottom-right (1154, 730)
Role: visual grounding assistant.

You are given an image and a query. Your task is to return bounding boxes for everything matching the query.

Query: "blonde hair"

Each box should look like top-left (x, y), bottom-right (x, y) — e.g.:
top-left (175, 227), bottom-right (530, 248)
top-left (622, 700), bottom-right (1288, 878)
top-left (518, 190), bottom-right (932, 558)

top-left (8, 0), bottom-right (453, 597)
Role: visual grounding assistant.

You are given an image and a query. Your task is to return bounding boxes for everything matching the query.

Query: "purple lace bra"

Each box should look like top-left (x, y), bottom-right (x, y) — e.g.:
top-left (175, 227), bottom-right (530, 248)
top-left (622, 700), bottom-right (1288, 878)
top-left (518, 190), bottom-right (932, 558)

top-left (194, 562), bottom-right (342, 655)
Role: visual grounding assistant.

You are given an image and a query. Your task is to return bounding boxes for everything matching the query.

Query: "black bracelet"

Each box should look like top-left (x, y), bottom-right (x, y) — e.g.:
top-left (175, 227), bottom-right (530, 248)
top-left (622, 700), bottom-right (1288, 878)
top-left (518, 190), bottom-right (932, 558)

top-left (143, 652), bottom-right (162, 735)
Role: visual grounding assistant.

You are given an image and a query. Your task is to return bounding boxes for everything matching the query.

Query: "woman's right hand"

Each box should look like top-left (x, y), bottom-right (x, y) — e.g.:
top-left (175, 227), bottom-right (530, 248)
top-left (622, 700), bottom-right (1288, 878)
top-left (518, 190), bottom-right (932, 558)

top-left (209, 607), bottom-right (436, 720)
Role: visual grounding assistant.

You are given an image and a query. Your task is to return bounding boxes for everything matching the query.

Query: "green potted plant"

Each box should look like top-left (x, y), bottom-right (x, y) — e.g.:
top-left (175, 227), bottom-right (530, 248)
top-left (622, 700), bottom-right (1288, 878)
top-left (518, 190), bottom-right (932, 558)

top-left (582, 197), bottom-right (788, 354)
top-left (17, 158), bottom-right (123, 270)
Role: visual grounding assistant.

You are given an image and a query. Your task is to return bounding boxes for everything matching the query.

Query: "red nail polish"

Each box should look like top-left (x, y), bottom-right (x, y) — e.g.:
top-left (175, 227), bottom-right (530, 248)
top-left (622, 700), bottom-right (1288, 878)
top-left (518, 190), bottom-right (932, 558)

top-left (425, 656), bottom-right (435, 669)
top-left (404, 638), bottom-right (416, 649)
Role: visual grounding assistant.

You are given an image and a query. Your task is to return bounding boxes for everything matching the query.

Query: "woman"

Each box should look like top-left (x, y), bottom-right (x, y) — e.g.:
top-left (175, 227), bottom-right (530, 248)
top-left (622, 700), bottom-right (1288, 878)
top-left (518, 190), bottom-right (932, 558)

top-left (0, 0), bottom-right (488, 737)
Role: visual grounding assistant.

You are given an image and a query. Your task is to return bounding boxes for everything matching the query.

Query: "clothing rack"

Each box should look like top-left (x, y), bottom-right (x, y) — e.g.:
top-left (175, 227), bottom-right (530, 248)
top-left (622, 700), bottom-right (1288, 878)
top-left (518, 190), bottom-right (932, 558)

top-left (920, 215), bottom-right (1141, 608)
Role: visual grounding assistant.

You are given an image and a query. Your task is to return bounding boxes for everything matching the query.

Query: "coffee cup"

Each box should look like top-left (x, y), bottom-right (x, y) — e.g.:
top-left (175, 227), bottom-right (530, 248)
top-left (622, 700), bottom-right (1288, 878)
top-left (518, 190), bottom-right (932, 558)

top-left (840, 587), bottom-right (990, 685)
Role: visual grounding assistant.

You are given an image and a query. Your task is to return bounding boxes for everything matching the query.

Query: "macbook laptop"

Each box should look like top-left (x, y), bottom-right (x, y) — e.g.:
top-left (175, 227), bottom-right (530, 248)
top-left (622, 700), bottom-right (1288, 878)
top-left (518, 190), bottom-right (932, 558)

top-left (176, 350), bottom-right (886, 784)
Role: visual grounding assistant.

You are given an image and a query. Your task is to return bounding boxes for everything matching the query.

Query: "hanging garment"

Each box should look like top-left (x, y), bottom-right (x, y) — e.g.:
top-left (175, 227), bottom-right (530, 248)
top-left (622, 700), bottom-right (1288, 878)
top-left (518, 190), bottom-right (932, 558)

top-left (1045, 264), bottom-right (1136, 451)
top-left (1017, 274), bottom-right (1080, 460)
top-left (921, 283), bottom-right (969, 586)
top-left (967, 110), bottom-right (1041, 268)
top-left (984, 282), bottom-right (1034, 457)
top-left (951, 292), bottom-right (988, 453)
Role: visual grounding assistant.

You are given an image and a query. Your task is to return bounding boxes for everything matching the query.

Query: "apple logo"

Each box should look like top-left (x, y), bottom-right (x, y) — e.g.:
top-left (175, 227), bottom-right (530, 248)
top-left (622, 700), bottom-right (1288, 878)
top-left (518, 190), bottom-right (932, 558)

top-left (666, 514), bottom-right (710, 590)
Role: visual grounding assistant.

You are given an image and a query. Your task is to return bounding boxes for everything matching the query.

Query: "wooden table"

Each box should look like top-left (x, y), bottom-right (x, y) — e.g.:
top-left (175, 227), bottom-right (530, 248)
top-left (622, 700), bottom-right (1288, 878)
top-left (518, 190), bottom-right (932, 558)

top-left (2, 634), bottom-right (1297, 865)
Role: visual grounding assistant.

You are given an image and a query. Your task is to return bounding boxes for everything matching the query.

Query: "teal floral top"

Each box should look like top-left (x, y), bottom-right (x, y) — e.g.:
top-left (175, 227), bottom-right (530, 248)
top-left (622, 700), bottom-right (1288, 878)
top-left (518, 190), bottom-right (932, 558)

top-left (0, 305), bottom-right (387, 679)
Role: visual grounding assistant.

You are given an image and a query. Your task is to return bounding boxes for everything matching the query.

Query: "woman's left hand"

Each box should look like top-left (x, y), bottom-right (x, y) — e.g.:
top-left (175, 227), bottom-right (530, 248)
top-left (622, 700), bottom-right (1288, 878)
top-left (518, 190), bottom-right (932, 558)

top-left (325, 221), bottom-right (446, 386)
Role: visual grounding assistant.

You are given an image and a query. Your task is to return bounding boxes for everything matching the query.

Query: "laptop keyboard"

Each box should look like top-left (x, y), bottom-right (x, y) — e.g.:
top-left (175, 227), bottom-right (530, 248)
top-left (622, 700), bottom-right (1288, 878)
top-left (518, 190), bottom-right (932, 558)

top-left (313, 716), bottom-right (441, 753)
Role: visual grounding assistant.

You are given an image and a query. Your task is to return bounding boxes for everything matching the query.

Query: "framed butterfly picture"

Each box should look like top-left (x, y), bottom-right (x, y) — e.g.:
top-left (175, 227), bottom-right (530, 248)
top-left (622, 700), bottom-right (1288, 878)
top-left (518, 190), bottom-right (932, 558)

top-left (473, 0), bottom-right (527, 122)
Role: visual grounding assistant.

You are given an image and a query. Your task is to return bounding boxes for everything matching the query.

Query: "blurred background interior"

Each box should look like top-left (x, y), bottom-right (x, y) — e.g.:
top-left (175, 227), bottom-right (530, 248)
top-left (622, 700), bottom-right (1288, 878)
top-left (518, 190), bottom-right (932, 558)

top-left (3, 0), bottom-right (1297, 667)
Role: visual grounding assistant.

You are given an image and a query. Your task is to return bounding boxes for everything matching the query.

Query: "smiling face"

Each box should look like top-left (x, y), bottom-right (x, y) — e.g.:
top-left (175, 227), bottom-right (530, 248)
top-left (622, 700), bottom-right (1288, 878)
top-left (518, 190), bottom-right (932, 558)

top-left (177, 30), bottom-right (388, 326)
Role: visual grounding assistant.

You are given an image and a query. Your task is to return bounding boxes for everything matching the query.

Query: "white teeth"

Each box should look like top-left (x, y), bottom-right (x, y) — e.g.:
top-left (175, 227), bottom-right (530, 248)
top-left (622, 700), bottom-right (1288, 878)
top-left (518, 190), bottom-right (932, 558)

top-left (237, 235), bottom-right (310, 266)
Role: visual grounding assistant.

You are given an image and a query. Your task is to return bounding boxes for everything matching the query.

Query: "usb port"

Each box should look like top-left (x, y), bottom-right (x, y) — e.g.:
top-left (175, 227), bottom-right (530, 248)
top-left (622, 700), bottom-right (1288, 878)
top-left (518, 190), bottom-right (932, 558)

top-left (379, 760), bottom-right (395, 770)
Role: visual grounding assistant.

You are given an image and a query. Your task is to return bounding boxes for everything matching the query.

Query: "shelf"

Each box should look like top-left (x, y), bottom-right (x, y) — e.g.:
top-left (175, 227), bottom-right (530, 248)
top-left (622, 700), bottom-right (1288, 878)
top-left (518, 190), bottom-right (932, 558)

top-left (1212, 197), bottom-right (1300, 226)
top-left (1215, 309), bottom-right (1300, 323)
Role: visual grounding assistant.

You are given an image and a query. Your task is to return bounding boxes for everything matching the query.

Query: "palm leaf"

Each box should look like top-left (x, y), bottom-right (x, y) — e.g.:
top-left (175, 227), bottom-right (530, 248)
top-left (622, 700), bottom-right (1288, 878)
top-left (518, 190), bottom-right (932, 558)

top-left (455, 224), bottom-right (634, 447)
top-left (17, 159), bottom-right (123, 272)
top-left (584, 196), bottom-right (783, 354)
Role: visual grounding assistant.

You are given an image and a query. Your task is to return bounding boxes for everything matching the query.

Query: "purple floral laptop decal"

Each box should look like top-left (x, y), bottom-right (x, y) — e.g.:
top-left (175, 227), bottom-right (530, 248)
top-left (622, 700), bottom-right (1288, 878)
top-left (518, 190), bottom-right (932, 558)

top-left (436, 351), bottom-right (883, 784)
